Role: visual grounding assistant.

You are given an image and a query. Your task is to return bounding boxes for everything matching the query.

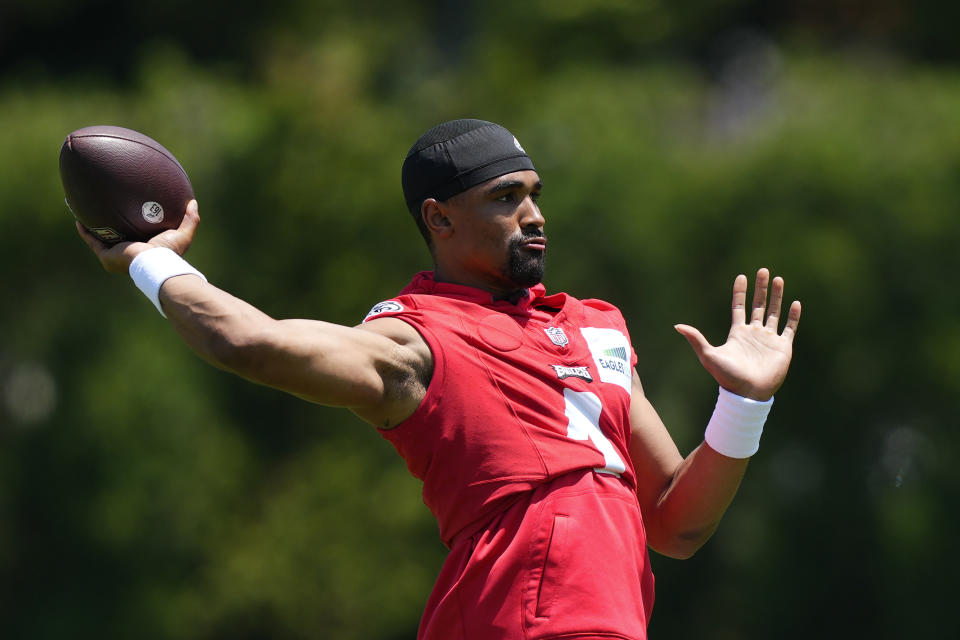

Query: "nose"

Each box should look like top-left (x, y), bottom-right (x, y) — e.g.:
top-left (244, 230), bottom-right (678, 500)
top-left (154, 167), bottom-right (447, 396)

top-left (519, 195), bottom-right (545, 230)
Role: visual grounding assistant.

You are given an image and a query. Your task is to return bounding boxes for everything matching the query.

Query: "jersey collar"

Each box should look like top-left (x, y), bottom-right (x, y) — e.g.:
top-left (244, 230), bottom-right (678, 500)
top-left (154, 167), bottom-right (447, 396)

top-left (401, 271), bottom-right (552, 313)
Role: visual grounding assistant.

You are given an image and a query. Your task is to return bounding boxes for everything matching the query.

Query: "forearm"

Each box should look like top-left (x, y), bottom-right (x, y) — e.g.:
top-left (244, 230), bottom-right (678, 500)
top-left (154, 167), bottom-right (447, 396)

top-left (631, 377), bottom-right (771, 559)
top-left (647, 443), bottom-right (748, 559)
top-left (159, 274), bottom-right (275, 374)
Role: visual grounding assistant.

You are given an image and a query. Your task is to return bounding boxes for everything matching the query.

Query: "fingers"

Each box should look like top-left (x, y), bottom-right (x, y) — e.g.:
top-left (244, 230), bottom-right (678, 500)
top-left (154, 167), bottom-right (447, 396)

top-left (76, 221), bottom-right (106, 252)
top-left (731, 274), bottom-right (748, 325)
top-left (76, 221), bottom-right (115, 270)
top-left (765, 276), bottom-right (784, 330)
top-left (782, 300), bottom-right (802, 341)
top-left (750, 268), bottom-right (770, 324)
top-left (734, 268), bottom-right (800, 337)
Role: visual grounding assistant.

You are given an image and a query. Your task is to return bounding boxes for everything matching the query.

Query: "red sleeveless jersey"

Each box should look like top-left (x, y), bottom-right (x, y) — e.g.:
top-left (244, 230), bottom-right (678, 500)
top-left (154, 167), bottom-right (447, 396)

top-left (365, 272), bottom-right (654, 640)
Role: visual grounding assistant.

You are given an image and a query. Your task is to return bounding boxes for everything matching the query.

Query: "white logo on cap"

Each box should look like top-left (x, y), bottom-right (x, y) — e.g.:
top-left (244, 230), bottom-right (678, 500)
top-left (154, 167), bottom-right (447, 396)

top-left (513, 136), bottom-right (525, 153)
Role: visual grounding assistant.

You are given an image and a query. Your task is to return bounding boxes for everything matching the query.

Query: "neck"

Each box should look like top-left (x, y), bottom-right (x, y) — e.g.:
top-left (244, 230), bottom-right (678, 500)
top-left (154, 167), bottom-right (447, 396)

top-left (432, 263), bottom-right (528, 301)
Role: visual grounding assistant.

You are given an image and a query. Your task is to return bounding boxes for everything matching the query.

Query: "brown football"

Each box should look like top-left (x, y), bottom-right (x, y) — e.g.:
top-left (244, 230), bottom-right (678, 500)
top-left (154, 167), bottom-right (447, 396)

top-left (59, 125), bottom-right (194, 243)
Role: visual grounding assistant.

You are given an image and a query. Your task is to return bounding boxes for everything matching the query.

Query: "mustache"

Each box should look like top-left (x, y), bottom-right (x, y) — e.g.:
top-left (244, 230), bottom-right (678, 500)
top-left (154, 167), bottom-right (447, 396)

top-left (513, 229), bottom-right (546, 243)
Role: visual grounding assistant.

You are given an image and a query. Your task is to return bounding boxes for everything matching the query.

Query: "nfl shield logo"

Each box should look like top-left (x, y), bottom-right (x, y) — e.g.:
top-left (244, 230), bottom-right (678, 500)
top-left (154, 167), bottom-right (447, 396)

top-left (544, 327), bottom-right (569, 348)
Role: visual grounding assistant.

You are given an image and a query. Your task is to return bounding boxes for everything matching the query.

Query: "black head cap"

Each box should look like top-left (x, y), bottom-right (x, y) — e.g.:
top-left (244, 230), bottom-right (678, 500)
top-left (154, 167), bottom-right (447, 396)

top-left (401, 119), bottom-right (535, 215)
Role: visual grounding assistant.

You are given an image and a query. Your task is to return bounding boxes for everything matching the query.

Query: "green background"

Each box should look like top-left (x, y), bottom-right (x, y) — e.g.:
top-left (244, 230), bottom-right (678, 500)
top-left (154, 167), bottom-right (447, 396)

top-left (1, 1), bottom-right (957, 638)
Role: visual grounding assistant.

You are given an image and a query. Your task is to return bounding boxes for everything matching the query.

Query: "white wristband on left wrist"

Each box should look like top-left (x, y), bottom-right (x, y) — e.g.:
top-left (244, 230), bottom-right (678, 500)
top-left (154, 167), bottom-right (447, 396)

top-left (129, 247), bottom-right (206, 318)
top-left (704, 386), bottom-right (773, 459)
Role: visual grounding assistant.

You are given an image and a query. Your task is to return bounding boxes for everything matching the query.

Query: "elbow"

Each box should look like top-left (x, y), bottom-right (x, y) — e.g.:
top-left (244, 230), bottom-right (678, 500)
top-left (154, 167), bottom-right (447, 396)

top-left (655, 539), bottom-right (703, 560)
top-left (647, 526), bottom-right (716, 560)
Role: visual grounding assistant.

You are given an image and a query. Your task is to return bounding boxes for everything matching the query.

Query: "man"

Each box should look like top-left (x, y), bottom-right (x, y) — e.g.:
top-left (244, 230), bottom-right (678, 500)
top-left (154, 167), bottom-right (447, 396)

top-left (79, 119), bottom-right (801, 639)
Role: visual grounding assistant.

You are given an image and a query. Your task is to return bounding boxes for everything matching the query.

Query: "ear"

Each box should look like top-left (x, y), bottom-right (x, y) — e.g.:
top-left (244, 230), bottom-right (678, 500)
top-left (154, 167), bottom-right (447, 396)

top-left (422, 198), bottom-right (454, 239)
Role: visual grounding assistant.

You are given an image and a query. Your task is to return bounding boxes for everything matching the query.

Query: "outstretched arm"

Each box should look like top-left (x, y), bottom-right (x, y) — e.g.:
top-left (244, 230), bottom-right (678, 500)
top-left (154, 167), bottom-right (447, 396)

top-left (77, 200), bottom-right (431, 429)
top-left (630, 268), bottom-right (801, 559)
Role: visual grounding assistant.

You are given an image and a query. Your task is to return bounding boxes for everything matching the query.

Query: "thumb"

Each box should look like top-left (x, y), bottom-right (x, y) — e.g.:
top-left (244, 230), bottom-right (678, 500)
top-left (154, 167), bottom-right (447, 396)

top-left (181, 199), bottom-right (200, 233)
top-left (674, 324), bottom-right (712, 359)
top-left (150, 199), bottom-right (199, 255)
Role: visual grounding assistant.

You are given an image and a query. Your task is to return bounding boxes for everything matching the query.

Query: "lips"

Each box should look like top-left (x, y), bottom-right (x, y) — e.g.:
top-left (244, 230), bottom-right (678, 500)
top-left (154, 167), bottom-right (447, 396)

top-left (520, 237), bottom-right (547, 251)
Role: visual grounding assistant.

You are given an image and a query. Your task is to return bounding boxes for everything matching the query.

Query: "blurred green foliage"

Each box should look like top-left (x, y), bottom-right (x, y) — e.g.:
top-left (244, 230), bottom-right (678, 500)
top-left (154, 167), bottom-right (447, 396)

top-left (1, 2), bottom-right (958, 639)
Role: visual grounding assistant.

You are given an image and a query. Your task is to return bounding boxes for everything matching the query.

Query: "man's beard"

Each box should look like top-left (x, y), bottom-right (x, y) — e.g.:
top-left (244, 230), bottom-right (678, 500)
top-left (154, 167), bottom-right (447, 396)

top-left (505, 231), bottom-right (546, 288)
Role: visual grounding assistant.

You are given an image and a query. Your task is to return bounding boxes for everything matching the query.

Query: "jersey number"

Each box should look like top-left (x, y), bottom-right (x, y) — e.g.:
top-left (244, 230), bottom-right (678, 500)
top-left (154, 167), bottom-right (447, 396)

top-left (563, 389), bottom-right (626, 476)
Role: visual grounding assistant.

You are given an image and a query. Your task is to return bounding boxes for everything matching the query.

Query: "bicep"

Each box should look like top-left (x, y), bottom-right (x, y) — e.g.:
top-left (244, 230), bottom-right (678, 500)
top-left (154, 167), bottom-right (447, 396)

top-left (237, 318), bottom-right (420, 409)
top-left (161, 276), bottom-right (429, 424)
top-left (628, 371), bottom-right (684, 516)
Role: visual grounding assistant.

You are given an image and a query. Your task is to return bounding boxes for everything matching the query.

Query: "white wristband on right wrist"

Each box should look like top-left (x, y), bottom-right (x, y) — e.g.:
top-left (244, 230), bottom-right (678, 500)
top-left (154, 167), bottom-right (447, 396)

top-left (704, 386), bottom-right (773, 459)
top-left (129, 247), bottom-right (206, 318)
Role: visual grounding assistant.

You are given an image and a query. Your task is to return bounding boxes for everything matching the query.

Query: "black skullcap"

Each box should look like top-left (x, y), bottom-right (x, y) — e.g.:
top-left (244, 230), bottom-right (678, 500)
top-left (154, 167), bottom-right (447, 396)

top-left (402, 119), bottom-right (536, 213)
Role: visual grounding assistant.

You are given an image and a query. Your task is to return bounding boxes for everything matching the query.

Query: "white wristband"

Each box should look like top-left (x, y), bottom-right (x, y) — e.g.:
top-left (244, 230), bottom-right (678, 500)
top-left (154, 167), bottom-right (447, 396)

top-left (129, 247), bottom-right (206, 318)
top-left (704, 386), bottom-right (773, 459)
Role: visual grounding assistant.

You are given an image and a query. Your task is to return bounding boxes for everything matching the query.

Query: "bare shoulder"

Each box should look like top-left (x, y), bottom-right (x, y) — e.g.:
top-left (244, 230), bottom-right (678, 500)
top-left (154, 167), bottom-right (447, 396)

top-left (358, 316), bottom-right (433, 385)
top-left (352, 317), bottom-right (434, 428)
top-left (358, 316), bottom-right (425, 346)
top-left (357, 317), bottom-right (432, 366)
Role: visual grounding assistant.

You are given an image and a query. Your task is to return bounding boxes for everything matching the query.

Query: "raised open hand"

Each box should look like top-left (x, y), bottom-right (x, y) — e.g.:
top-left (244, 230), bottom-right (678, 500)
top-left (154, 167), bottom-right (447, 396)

top-left (674, 268), bottom-right (801, 401)
top-left (77, 200), bottom-right (200, 274)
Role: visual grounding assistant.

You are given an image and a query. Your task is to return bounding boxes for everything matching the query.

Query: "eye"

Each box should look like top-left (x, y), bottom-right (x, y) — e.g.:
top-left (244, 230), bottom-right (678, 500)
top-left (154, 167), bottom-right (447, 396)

top-left (495, 193), bottom-right (516, 203)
